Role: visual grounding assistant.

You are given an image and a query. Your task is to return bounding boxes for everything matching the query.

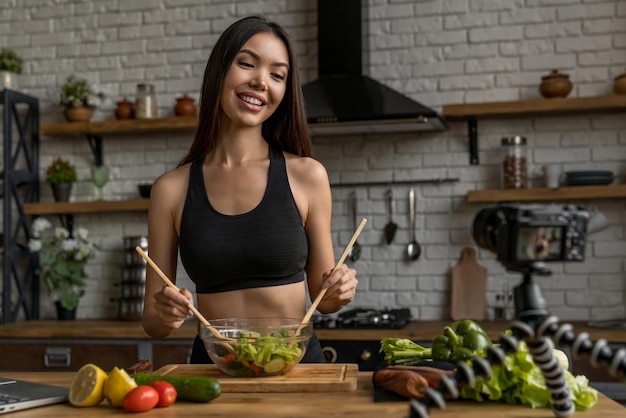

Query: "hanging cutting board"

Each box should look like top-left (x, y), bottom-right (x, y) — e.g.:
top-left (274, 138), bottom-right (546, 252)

top-left (450, 247), bottom-right (487, 321)
top-left (152, 363), bottom-right (358, 392)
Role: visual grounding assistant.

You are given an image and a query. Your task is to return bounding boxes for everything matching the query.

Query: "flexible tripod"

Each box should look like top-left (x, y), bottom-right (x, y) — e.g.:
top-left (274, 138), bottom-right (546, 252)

top-left (409, 264), bottom-right (626, 418)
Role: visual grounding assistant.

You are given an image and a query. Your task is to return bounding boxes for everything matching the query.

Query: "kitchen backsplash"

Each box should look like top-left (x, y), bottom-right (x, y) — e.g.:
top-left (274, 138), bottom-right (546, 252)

top-left (1, 0), bottom-right (625, 322)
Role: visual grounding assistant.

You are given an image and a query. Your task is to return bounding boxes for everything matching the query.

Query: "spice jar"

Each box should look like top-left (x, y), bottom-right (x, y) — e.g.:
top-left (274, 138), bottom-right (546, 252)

top-left (115, 97), bottom-right (134, 120)
top-left (501, 136), bottom-right (528, 189)
top-left (135, 83), bottom-right (157, 119)
top-left (539, 70), bottom-right (573, 98)
top-left (613, 68), bottom-right (626, 95)
top-left (174, 94), bottom-right (197, 117)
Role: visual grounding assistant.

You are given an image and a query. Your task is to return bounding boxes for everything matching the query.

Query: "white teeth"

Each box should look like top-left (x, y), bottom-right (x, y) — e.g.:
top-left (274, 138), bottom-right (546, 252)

top-left (240, 95), bottom-right (263, 106)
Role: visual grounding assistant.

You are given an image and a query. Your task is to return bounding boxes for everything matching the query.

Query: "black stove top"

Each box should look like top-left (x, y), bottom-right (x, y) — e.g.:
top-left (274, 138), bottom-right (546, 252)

top-left (312, 308), bottom-right (412, 329)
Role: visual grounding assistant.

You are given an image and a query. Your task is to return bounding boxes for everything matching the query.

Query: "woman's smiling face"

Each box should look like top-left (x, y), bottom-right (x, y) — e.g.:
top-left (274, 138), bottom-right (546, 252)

top-left (219, 31), bottom-right (290, 129)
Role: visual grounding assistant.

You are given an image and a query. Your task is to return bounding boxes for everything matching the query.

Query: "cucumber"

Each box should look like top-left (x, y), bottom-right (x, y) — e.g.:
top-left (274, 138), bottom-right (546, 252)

top-left (263, 357), bottom-right (286, 374)
top-left (131, 373), bottom-right (221, 402)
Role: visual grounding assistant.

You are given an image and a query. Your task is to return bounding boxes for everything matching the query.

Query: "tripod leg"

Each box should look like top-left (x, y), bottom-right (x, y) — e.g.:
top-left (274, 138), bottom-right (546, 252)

top-left (526, 336), bottom-right (575, 417)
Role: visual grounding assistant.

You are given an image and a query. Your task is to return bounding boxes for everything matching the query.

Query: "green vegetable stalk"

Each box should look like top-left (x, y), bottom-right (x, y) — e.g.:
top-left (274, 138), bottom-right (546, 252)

top-left (379, 338), bottom-right (432, 365)
top-left (432, 319), bottom-right (492, 363)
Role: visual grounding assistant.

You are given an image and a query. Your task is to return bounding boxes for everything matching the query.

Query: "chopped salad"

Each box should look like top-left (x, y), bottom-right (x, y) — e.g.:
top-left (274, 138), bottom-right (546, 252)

top-left (213, 329), bottom-right (305, 377)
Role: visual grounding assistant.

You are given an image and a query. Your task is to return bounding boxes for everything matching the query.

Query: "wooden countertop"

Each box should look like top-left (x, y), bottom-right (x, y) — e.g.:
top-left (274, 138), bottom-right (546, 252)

top-left (2, 319), bottom-right (626, 343)
top-left (2, 371), bottom-right (624, 417)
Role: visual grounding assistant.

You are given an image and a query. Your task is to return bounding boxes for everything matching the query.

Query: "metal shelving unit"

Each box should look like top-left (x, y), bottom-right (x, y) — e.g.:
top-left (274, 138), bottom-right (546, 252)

top-left (2, 89), bottom-right (40, 323)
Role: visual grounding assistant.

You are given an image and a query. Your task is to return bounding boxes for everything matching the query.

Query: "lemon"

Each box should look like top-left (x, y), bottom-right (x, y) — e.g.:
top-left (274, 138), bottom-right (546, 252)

top-left (69, 363), bottom-right (108, 407)
top-left (104, 366), bottom-right (137, 407)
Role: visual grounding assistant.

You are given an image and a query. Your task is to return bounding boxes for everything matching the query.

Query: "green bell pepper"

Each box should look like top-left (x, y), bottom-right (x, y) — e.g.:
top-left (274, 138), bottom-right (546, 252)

top-left (432, 319), bottom-right (492, 363)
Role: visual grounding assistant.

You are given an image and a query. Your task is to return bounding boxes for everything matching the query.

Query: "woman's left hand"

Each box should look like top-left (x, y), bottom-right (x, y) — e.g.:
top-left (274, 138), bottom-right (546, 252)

top-left (320, 264), bottom-right (358, 310)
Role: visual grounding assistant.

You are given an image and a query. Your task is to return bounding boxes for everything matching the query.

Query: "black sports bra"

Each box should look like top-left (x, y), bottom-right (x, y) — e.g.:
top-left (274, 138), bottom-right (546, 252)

top-left (179, 141), bottom-right (308, 294)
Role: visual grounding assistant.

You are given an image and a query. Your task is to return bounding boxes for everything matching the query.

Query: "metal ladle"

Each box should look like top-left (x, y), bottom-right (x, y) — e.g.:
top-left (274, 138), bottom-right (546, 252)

top-left (406, 188), bottom-right (421, 260)
top-left (348, 191), bottom-right (362, 262)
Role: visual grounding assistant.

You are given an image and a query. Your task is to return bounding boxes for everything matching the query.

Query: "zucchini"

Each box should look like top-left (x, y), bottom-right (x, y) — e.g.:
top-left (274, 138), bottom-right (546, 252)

top-left (130, 373), bottom-right (221, 402)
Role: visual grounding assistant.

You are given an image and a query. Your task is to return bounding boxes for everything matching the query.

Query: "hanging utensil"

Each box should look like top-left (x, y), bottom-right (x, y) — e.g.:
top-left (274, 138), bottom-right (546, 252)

top-left (406, 188), bottom-right (421, 261)
top-left (297, 218), bottom-right (368, 336)
top-left (384, 189), bottom-right (398, 244)
top-left (348, 191), bottom-right (362, 262)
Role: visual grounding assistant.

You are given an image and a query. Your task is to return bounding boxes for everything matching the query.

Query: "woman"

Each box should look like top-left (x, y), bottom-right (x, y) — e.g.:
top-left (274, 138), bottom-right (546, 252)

top-left (142, 16), bottom-right (358, 363)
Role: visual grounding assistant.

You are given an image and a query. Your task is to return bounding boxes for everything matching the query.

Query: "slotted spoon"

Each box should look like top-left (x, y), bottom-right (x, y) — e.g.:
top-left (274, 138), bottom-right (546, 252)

top-left (384, 189), bottom-right (398, 244)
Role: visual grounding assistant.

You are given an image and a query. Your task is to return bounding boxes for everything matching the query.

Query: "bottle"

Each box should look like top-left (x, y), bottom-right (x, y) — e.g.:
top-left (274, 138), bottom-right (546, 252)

top-left (135, 83), bottom-right (157, 119)
top-left (500, 136), bottom-right (528, 189)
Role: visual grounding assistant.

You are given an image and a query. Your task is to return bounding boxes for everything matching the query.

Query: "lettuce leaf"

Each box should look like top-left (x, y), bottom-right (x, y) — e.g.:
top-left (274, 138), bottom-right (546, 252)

top-left (460, 341), bottom-right (598, 411)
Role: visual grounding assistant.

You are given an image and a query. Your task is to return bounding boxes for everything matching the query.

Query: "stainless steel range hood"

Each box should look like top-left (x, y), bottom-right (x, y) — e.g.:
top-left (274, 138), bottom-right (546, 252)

top-left (303, 0), bottom-right (447, 135)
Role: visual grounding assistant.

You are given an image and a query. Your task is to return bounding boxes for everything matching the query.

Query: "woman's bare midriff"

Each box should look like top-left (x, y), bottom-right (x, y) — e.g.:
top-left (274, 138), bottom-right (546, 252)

top-left (196, 280), bottom-right (307, 320)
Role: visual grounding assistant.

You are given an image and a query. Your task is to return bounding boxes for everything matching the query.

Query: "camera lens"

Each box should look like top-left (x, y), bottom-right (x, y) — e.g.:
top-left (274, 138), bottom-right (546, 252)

top-left (472, 207), bottom-right (499, 252)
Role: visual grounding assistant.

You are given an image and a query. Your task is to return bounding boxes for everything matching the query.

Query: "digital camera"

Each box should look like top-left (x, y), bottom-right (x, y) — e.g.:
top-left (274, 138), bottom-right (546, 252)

top-left (472, 204), bottom-right (589, 267)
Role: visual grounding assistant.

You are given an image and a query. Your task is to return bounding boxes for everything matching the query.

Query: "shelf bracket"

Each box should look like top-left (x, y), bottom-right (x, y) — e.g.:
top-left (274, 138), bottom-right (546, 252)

top-left (57, 214), bottom-right (74, 236)
top-left (85, 134), bottom-right (103, 166)
top-left (468, 118), bottom-right (479, 165)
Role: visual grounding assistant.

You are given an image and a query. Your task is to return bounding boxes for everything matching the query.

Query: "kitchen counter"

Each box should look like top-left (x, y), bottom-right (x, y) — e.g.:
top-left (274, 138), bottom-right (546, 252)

top-left (2, 319), bottom-right (626, 342)
top-left (1, 371), bottom-right (624, 417)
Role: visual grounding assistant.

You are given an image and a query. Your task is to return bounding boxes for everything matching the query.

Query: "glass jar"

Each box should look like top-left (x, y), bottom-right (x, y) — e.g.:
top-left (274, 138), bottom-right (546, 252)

top-left (135, 83), bottom-right (157, 119)
top-left (500, 136), bottom-right (527, 189)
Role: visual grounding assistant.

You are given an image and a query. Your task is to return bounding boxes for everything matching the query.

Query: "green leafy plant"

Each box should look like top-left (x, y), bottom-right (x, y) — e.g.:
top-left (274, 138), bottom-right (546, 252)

top-left (0, 48), bottom-right (23, 74)
top-left (28, 218), bottom-right (97, 311)
top-left (46, 156), bottom-right (77, 184)
top-left (48, 74), bottom-right (106, 108)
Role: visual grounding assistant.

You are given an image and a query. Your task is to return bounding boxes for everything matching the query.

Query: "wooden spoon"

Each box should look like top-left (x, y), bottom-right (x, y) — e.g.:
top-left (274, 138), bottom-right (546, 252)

top-left (135, 246), bottom-right (235, 343)
top-left (296, 218), bottom-right (368, 336)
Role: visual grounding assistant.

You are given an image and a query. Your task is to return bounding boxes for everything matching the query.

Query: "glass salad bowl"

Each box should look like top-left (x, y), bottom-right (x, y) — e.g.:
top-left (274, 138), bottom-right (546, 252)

top-left (200, 317), bottom-right (312, 377)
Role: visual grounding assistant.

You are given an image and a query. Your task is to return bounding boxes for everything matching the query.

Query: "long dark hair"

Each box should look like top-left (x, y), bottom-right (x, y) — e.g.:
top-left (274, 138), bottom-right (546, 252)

top-left (178, 16), bottom-right (311, 167)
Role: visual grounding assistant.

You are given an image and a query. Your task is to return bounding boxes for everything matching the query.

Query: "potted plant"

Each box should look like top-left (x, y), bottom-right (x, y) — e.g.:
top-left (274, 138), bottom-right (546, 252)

top-left (0, 48), bottom-right (23, 91)
top-left (46, 156), bottom-right (77, 202)
top-left (47, 74), bottom-right (106, 122)
top-left (27, 217), bottom-right (97, 319)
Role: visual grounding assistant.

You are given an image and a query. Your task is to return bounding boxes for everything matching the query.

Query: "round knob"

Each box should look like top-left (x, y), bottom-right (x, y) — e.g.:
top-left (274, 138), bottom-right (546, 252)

top-left (360, 350), bottom-right (371, 362)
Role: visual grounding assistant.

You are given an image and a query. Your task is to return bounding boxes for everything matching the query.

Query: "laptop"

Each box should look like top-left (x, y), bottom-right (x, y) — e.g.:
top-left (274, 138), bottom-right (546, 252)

top-left (0, 377), bottom-right (68, 414)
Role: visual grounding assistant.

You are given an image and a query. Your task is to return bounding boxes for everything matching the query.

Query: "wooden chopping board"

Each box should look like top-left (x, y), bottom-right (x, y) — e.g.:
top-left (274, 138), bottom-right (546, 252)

top-left (450, 247), bottom-right (487, 321)
top-left (152, 363), bottom-right (358, 392)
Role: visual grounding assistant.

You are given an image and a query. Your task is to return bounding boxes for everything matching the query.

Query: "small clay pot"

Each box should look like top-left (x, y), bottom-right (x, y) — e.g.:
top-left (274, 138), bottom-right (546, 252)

top-left (540, 70), bottom-right (573, 98)
top-left (174, 94), bottom-right (197, 117)
top-left (115, 97), bottom-right (134, 119)
top-left (613, 69), bottom-right (626, 95)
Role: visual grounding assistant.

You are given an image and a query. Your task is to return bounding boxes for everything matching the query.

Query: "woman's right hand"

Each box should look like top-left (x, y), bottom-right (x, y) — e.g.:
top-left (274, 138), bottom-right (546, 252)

top-left (152, 286), bottom-right (193, 329)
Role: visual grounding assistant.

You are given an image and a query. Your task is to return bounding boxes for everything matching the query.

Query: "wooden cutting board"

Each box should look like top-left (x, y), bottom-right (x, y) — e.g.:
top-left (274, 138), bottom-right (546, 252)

top-left (450, 247), bottom-right (487, 321)
top-left (152, 363), bottom-right (358, 392)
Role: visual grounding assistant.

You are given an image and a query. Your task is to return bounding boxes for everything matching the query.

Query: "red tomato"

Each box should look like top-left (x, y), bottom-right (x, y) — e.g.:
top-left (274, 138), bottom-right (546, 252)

top-left (123, 385), bottom-right (159, 413)
top-left (249, 362), bottom-right (263, 376)
top-left (150, 381), bottom-right (177, 407)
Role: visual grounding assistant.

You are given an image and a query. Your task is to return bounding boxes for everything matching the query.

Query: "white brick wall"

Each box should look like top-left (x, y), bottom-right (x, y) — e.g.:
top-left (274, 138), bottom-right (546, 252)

top-left (1, 0), bottom-right (625, 322)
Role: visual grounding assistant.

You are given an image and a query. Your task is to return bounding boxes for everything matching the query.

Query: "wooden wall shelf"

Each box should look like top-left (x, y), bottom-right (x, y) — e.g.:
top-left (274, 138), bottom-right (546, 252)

top-left (441, 94), bottom-right (626, 165)
top-left (23, 199), bottom-right (149, 215)
top-left (442, 95), bottom-right (626, 120)
top-left (40, 116), bottom-right (198, 136)
top-left (39, 95), bottom-right (626, 135)
top-left (466, 184), bottom-right (626, 203)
